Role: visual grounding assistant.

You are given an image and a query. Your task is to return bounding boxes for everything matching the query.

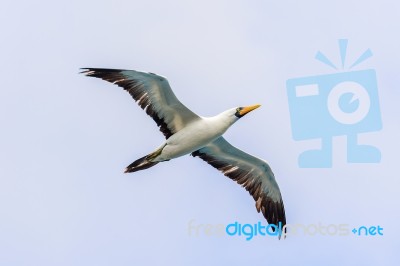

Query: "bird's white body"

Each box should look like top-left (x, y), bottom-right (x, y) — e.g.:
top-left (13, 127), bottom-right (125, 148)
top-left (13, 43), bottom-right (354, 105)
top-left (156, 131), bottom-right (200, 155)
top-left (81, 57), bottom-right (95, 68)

top-left (155, 110), bottom-right (238, 161)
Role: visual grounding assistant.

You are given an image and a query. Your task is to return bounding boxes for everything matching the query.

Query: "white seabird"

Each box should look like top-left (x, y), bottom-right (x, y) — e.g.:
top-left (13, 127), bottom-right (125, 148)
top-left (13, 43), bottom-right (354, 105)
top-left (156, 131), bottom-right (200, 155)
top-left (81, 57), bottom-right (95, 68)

top-left (81, 68), bottom-right (286, 235)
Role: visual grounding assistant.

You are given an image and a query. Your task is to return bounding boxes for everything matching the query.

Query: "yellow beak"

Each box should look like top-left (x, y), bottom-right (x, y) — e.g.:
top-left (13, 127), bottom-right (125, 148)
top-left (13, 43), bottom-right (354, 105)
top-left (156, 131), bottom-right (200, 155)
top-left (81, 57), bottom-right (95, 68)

top-left (239, 104), bottom-right (261, 116)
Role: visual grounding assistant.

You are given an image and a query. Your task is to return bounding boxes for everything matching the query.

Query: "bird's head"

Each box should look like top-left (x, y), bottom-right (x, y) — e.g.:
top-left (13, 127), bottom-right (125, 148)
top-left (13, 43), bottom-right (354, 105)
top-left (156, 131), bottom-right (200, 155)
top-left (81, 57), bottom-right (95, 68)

top-left (218, 104), bottom-right (261, 127)
top-left (234, 104), bottom-right (261, 118)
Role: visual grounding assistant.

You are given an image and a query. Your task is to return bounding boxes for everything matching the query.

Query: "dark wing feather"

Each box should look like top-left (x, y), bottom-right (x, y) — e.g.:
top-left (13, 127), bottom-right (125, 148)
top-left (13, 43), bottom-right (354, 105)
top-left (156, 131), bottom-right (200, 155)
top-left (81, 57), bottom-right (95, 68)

top-left (192, 137), bottom-right (286, 237)
top-left (81, 68), bottom-right (200, 139)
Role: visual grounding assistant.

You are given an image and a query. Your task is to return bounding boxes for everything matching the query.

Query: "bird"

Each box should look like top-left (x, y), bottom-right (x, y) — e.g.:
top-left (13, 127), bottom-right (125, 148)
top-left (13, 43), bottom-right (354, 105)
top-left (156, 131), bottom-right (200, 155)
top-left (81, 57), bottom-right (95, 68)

top-left (81, 68), bottom-right (286, 237)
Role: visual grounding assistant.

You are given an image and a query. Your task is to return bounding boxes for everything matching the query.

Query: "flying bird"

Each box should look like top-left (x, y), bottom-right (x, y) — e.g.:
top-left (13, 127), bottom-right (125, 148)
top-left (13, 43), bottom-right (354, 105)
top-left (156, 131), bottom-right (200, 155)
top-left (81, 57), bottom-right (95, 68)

top-left (81, 68), bottom-right (286, 236)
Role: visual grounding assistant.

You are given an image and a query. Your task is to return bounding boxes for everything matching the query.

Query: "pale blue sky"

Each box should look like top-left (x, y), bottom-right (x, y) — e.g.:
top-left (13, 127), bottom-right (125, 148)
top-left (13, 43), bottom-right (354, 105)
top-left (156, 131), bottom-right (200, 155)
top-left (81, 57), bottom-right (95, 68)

top-left (0, 0), bottom-right (399, 265)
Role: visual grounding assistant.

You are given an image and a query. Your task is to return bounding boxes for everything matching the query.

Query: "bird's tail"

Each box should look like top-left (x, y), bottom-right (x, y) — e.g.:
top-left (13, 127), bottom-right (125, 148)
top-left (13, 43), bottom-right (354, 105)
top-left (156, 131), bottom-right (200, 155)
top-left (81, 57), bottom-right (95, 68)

top-left (124, 144), bottom-right (166, 173)
top-left (124, 155), bottom-right (159, 173)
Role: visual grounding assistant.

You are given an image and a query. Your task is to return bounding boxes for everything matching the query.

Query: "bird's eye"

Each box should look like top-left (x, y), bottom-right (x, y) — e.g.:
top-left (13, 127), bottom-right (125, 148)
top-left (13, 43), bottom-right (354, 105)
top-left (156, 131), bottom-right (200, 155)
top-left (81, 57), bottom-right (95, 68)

top-left (235, 107), bottom-right (243, 118)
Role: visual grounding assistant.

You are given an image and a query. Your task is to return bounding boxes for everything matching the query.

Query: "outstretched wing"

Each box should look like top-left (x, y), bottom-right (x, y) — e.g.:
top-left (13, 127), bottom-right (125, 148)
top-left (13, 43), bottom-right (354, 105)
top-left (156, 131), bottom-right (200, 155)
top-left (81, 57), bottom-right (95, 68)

top-left (192, 137), bottom-right (286, 237)
top-left (81, 68), bottom-right (200, 139)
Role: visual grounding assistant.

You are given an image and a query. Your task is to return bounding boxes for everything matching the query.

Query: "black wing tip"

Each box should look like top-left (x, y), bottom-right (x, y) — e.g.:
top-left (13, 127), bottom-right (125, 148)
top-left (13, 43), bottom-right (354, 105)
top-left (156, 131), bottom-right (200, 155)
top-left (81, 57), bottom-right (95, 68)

top-left (264, 200), bottom-right (286, 239)
top-left (79, 68), bottom-right (125, 76)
